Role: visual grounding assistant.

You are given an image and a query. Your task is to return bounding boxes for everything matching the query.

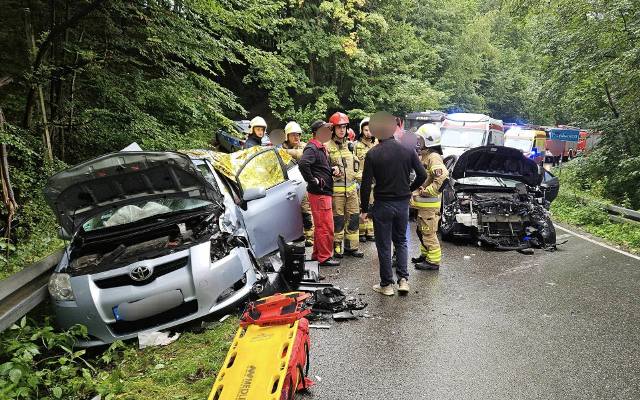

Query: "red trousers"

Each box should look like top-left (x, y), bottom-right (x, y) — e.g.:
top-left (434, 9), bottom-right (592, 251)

top-left (308, 193), bottom-right (334, 263)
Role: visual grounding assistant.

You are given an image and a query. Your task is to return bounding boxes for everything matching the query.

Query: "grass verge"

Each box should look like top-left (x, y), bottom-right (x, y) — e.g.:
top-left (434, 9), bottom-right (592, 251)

top-left (551, 163), bottom-right (640, 254)
top-left (97, 319), bottom-right (237, 400)
top-left (1, 316), bottom-right (237, 400)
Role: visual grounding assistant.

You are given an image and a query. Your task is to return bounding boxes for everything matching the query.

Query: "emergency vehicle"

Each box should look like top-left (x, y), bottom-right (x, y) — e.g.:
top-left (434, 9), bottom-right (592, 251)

top-left (440, 113), bottom-right (504, 158)
top-left (504, 127), bottom-right (547, 164)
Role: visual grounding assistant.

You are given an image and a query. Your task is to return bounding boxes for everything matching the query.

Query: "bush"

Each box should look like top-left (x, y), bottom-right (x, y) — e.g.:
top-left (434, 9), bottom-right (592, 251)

top-left (0, 317), bottom-right (126, 400)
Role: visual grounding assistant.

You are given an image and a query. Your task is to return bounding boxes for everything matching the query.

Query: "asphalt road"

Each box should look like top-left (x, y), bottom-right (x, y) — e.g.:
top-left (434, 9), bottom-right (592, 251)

top-left (302, 223), bottom-right (640, 400)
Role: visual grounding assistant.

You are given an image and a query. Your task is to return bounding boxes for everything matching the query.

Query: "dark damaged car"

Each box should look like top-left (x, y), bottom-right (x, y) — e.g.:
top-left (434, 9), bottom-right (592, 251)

top-left (440, 146), bottom-right (559, 250)
top-left (45, 148), bottom-right (305, 346)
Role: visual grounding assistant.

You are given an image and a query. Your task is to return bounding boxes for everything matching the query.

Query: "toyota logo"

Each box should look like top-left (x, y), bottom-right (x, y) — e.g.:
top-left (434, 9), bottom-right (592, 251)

top-left (129, 265), bottom-right (152, 282)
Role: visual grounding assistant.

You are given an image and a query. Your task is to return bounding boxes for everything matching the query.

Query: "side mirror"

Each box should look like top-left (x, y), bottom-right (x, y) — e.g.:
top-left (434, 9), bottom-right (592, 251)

top-left (242, 187), bottom-right (267, 202)
top-left (58, 227), bottom-right (72, 241)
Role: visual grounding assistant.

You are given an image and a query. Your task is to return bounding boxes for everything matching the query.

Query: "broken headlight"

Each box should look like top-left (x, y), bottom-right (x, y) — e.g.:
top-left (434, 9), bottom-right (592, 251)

top-left (48, 273), bottom-right (75, 301)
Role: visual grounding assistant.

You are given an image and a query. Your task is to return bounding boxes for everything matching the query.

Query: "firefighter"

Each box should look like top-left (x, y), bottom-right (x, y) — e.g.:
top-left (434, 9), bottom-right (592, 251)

top-left (283, 121), bottom-right (314, 247)
top-left (326, 112), bottom-right (364, 258)
top-left (244, 116), bottom-right (267, 149)
top-left (354, 117), bottom-right (376, 242)
top-left (412, 124), bottom-right (448, 270)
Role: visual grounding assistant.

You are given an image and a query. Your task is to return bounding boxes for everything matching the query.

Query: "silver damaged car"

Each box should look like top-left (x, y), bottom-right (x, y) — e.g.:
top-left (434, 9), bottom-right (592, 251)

top-left (44, 149), bottom-right (305, 346)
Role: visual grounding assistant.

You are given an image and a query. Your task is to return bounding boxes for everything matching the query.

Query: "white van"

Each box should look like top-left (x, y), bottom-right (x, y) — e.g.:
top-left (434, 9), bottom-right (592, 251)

top-left (440, 113), bottom-right (504, 158)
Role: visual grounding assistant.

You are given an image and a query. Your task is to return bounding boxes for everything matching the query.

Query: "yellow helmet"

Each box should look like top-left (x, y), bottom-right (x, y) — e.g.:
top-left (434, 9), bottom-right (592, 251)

top-left (284, 121), bottom-right (302, 135)
top-left (416, 123), bottom-right (441, 147)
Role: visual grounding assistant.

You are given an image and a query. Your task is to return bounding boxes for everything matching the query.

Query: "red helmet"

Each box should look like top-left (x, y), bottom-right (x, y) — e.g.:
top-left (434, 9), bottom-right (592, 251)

top-left (329, 112), bottom-right (349, 126)
top-left (348, 128), bottom-right (355, 141)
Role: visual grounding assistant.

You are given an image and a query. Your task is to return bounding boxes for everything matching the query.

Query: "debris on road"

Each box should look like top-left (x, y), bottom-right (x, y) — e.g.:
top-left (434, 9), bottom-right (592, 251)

top-left (310, 287), bottom-right (367, 315)
top-left (332, 311), bottom-right (358, 321)
top-left (138, 331), bottom-right (181, 349)
top-left (309, 324), bottom-right (331, 329)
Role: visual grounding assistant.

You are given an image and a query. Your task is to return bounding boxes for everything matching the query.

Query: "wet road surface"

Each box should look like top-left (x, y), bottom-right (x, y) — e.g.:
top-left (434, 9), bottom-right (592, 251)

top-left (303, 223), bottom-right (640, 399)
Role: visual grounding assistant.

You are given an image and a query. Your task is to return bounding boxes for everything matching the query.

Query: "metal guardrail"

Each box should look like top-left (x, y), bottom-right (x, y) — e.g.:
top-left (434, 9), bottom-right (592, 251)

top-left (0, 250), bottom-right (63, 332)
top-left (605, 204), bottom-right (640, 224)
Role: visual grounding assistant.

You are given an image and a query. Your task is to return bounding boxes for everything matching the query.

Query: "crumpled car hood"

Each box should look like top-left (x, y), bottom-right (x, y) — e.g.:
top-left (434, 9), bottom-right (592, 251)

top-left (451, 146), bottom-right (542, 187)
top-left (44, 151), bottom-right (221, 234)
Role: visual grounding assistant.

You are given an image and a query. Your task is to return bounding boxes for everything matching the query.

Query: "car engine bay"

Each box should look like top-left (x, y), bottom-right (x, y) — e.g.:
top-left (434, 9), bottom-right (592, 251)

top-left (442, 185), bottom-right (556, 250)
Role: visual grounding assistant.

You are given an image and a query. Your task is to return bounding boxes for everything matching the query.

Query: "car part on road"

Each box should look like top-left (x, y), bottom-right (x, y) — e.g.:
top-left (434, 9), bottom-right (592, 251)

top-left (209, 292), bottom-right (314, 400)
top-left (309, 287), bottom-right (367, 315)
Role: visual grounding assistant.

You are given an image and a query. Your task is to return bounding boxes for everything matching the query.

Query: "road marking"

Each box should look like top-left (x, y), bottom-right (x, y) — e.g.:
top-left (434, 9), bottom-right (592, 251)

top-left (555, 224), bottom-right (640, 261)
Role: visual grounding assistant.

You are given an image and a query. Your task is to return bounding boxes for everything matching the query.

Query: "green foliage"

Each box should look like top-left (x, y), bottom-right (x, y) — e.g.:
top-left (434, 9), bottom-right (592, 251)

top-left (551, 162), bottom-right (640, 253)
top-left (0, 316), bottom-right (238, 399)
top-left (0, 0), bottom-right (638, 277)
top-left (95, 318), bottom-right (238, 400)
top-left (0, 317), bottom-right (115, 399)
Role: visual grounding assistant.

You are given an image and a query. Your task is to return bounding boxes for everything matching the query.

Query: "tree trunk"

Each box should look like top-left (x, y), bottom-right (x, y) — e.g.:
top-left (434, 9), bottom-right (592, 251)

top-left (604, 82), bottom-right (620, 119)
top-left (0, 106), bottom-right (18, 241)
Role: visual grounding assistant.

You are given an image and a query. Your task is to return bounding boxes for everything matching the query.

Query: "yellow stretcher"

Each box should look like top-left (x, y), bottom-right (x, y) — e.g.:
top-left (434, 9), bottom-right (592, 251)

top-left (209, 293), bottom-right (312, 400)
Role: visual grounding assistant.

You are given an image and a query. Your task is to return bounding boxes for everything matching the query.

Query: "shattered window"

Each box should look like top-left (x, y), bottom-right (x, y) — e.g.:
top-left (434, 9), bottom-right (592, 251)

top-left (238, 150), bottom-right (286, 191)
top-left (82, 198), bottom-right (212, 231)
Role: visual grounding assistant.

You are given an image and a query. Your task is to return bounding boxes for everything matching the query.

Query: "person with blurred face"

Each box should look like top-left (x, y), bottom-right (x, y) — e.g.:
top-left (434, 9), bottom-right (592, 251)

top-left (298, 120), bottom-right (341, 267)
top-left (359, 112), bottom-right (427, 296)
top-left (326, 112), bottom-right (364, 259)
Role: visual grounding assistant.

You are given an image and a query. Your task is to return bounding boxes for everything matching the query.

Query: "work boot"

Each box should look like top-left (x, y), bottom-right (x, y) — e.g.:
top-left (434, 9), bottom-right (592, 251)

top-left (333, 244), bottom-right (343, 259)
top-left (397, 278), bottom-right (409, 295)
top-left (359, 236), bottom-right (367, 243)
top-left (345, 248), bottom-right (364, 258)
top-left (415, 261), bottom-right (440, 270)
top-left (319, 258), bottom-right (340, 267)
top-left (366, 235), bottom-right (375, 242)
top-left (411, 255), bottom-right (425, 264)
top-left (373, 284), bottom-right (394, 296)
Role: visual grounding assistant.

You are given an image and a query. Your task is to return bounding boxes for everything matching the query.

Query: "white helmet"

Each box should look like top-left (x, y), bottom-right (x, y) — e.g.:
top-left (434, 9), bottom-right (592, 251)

top-left (249, 116), bottom-right (267, 131)
top-left (284, 121), bottom-right (302, 135)
top-left (416, 124), bottom-right (441, 147)
top-left (359, 117), bottom-right (370, 134)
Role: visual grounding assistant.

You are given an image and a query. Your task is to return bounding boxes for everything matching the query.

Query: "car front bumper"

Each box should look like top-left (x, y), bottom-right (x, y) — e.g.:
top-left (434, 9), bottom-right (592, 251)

top-left (52, 242), bottom-right (257, 346)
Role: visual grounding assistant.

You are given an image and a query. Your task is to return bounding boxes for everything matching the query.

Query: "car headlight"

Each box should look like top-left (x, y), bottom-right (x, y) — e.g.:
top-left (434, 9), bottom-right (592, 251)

top-left (48, 273), bottom-right (75, 301)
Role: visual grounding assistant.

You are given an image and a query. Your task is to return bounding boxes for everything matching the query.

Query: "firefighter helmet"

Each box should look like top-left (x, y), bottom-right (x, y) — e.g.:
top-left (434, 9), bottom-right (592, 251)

top-left (249, 116), bottom-right (267, 130)
top-left (359, 117), bottom-right (370, 133)
top-left (329, 112), bottom-right (349, 126)
top-left (284, 121), bottom-right (302, 135)
top-left (416, 124), bottom-right (441, 148)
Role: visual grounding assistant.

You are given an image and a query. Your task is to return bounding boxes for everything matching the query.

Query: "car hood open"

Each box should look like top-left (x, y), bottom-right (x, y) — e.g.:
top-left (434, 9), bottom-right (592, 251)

top-left (44, 151), bottom-right (221, 234)
top-left (451, 146), bottom-right (542, 187)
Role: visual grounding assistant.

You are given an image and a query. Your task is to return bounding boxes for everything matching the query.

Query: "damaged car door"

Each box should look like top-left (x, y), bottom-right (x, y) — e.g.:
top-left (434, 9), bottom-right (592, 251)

top-left (235, 148), bottom-right (304, 258)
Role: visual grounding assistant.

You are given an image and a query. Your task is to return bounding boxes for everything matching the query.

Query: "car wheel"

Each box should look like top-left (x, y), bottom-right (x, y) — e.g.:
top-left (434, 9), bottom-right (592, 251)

top-left (439, 210), bottom-right (456, 241)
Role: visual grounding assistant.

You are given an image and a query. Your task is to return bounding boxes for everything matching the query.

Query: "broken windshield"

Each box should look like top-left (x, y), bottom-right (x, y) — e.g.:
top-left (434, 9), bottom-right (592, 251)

top-left (82, 198), bottom-right (213, 232)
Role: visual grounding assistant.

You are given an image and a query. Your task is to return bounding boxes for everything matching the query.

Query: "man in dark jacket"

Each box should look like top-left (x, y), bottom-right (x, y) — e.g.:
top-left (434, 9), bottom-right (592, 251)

top-left (360, 112), bottom-right (427, 296)
top-left (298, 120), bottom-right (341, 267)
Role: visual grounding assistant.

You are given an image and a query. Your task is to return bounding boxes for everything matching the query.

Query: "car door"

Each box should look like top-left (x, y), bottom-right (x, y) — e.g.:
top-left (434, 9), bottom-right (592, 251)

top-left (236, 148), bottom-right (303, 258)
